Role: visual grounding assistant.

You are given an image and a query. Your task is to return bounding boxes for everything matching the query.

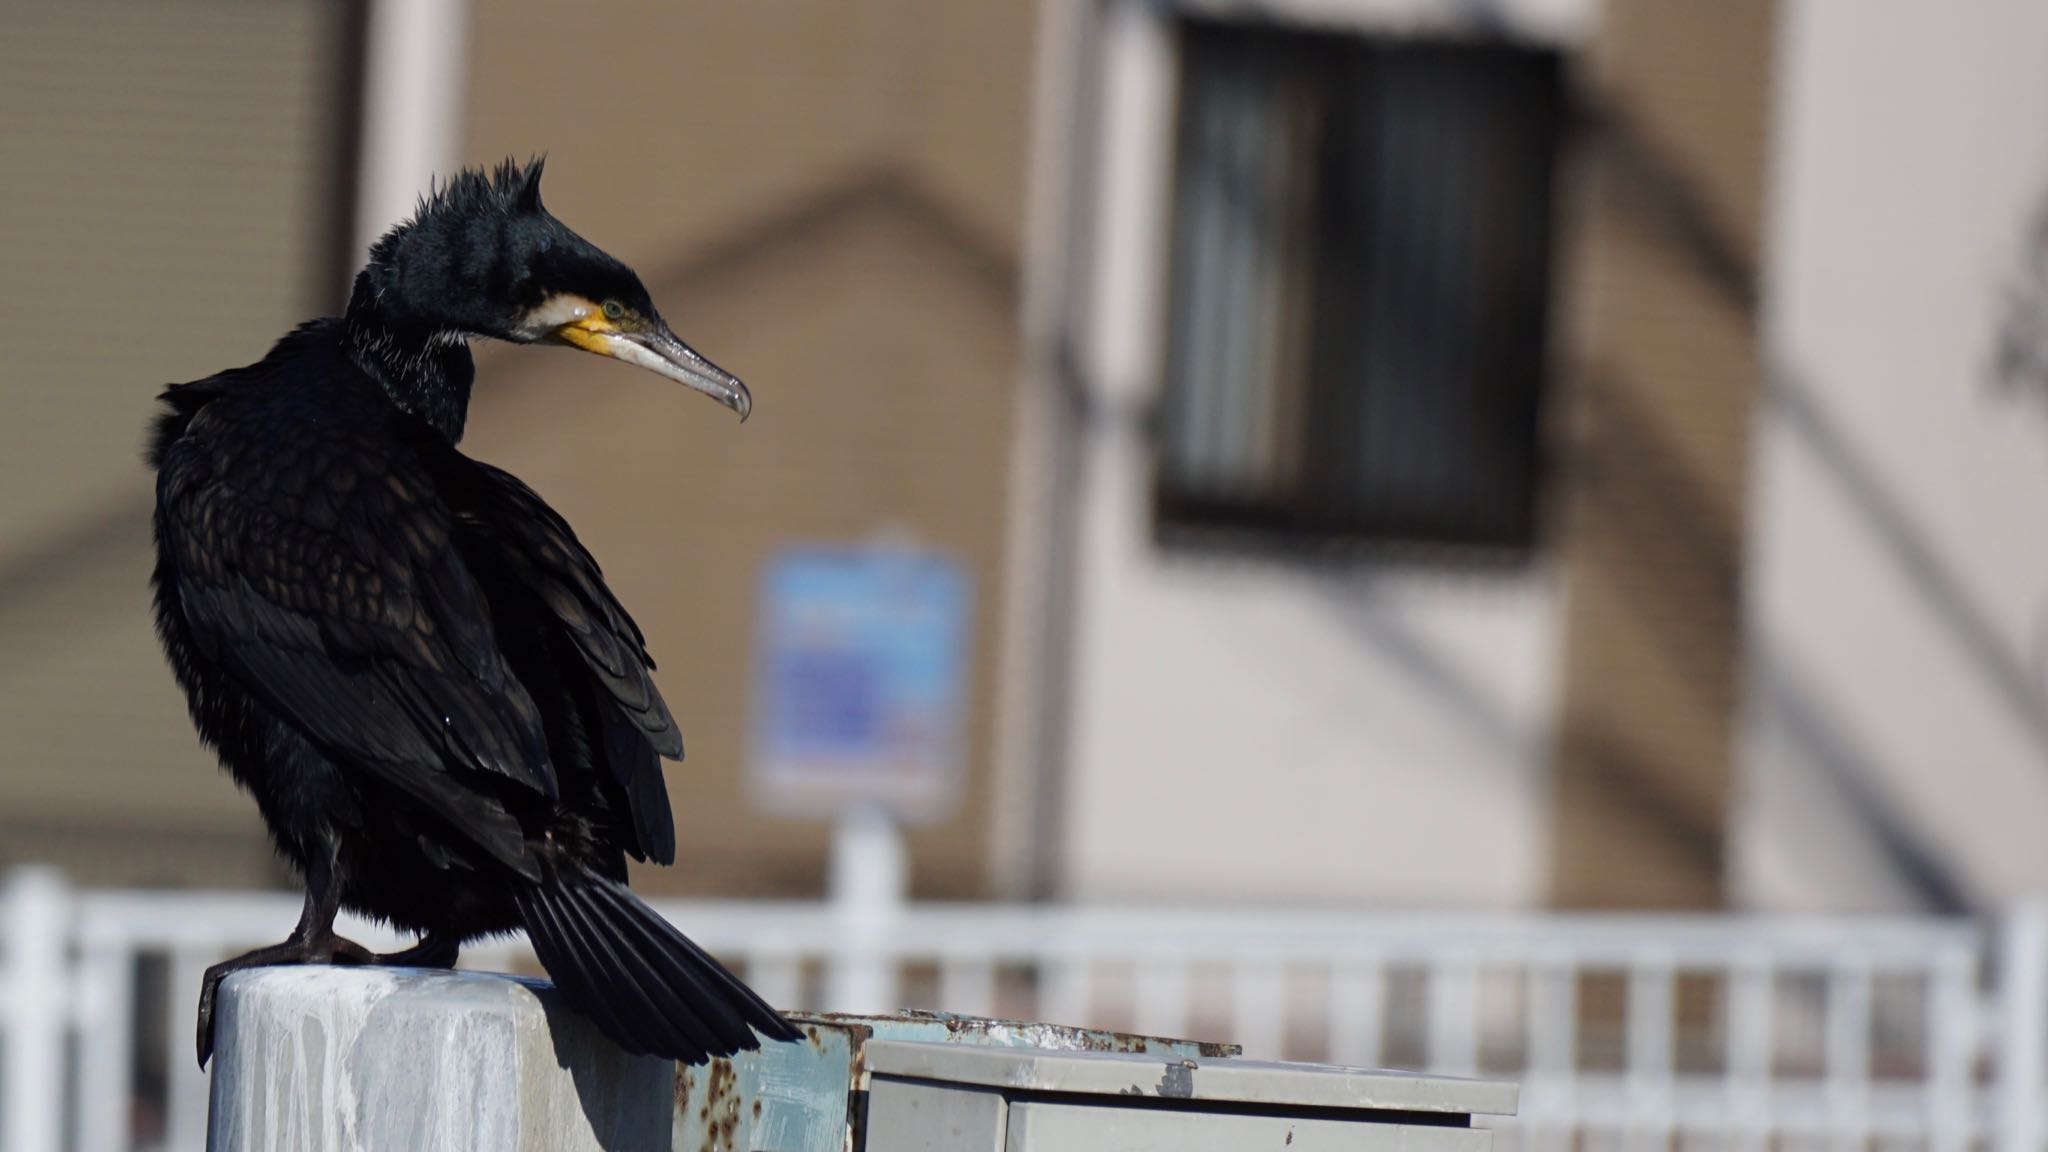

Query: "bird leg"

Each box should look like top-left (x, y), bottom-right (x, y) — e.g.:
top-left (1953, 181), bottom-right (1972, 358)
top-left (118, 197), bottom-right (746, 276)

top-left (196, 840), bottom-right (372, 1068)
top-left (373, 932), bottom-right (461, 970)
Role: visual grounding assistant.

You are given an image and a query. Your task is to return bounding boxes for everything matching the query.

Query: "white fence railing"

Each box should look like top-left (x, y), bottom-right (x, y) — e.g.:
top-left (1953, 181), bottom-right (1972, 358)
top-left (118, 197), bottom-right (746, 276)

top-left (2, 865), bottom-right (2044, 1152)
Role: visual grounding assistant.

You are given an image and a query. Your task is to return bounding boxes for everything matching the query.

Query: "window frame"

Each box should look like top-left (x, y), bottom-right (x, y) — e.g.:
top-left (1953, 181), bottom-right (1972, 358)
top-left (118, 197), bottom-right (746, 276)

top-left (1138, 5), bottom-right (1575, 565)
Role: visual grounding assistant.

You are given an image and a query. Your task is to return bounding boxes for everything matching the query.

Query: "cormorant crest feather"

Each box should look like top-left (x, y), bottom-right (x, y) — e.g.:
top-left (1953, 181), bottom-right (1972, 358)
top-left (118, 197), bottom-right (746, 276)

top-left (365, 156), bottom-right (550, 269)
top-left (419, 155), bottom-right (548, 221)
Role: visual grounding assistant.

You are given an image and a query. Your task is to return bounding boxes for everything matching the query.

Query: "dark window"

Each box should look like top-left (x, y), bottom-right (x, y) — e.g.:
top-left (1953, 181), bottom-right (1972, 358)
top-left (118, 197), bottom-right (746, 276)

top-left (1155, 21), bottom-right (1564, 557)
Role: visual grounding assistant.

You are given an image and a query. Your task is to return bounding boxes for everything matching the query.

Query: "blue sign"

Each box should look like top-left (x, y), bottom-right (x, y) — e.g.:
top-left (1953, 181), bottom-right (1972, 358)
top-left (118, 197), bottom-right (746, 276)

top-left (749, 545), bottom-right (971, 821)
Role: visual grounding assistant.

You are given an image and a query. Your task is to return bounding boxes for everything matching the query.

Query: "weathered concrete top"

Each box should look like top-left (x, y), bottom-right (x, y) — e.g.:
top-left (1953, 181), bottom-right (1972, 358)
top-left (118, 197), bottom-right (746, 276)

top-left (205, 968), bottom-right (1516, 1152)
top-left (862, 1041), bottom-right (1520, 1116)
top-left (205, 967), bottom-right (673, 1152)
top-left (676, 1010), bottom-right (1237, 1151)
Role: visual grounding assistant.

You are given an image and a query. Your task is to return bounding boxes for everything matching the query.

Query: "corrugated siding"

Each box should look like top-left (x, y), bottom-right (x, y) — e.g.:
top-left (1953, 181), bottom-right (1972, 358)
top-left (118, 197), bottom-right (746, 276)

top-left (0, 0), bottom-right (349, 885)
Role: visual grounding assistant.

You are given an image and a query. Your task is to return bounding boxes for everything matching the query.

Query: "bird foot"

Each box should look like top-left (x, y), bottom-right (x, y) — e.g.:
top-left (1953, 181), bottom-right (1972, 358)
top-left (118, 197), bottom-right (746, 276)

top-left (372, 933), bottom-right (460, 970)
top-left (196, 931), bottom-right (375, 1068)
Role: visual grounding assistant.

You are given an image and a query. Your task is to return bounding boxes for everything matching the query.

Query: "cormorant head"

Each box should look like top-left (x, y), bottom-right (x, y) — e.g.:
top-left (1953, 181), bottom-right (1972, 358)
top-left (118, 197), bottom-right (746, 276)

top-left (350, 157), bottom-right (750, 420)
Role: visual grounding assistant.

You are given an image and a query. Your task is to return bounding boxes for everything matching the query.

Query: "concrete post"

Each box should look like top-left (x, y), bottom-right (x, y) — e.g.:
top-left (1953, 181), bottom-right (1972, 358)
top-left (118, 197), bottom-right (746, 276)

top-left (205, 967), bottom-right (673, 1152)
top-left (2000, 903), bottom-right (2048, 1152)
top-left (1, 868), bottom-right (68, 1152)
top-left (825, 803), bottom-right (906, 1013)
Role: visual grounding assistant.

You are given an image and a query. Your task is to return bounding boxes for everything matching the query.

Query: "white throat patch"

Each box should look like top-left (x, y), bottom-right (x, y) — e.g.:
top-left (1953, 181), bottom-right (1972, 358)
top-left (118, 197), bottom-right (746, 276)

top-left (513, 294), bottom-right (595, 340)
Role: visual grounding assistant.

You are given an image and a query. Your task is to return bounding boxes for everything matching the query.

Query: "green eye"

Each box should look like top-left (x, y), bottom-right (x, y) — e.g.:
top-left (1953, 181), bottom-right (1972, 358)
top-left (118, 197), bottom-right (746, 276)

top-left (601, 300), bottom-right (625, 321)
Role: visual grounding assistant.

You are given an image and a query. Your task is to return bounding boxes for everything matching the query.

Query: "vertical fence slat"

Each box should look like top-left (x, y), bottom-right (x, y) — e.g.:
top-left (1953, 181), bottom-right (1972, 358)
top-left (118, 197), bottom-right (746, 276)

top-left (1627, 957), bottom-right (1676, 1152)
top-left (747, 953), bottom-right (805, 1015)
top-left (1329, 960), bottom-right (1385, 1068)
top-left (939, 954), bottom-right (997, 1020)
top-left (1525, 957), bottom-right (1579, 1152)
top-left (2, 869), bottom-right (68, 1152)
top-left (1134, 958), bottom-right (1191, 1041)
top-left (1041, 955), bottom-right (1092, 1033)
top-left (1999, 904), bottom-right (2048, 1152)
top-left (1530, 957), bottom-right (1578, 1077)
top-left (1729, 956), bottom-right (1775, 1152)
top-left (1826, 959), bottom-right (1873, 1152)
top-left (1231, 960), bottom-right (1287, 1060)
top-left (165, 946), bottom-right (215, 1152)
top-left (74, 932), bottom-right (134, 1152)
top-left (1429, 953), bottom-right (1480, 1077)
top-left (1928, 949), bottom-right (1977, 1152)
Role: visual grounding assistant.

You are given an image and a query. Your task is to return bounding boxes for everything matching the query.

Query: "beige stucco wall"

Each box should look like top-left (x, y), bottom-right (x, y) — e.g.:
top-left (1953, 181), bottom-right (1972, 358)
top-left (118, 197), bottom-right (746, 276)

top-left (1738, 0), bottom-right (2048, 912)
top-left (0, 0), bottom-right (351, 887)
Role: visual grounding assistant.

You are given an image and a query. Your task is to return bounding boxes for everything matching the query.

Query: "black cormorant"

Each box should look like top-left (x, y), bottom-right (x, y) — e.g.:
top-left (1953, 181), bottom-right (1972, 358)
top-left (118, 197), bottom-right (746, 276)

top-left (149, 158), bottom-right (800, 1066)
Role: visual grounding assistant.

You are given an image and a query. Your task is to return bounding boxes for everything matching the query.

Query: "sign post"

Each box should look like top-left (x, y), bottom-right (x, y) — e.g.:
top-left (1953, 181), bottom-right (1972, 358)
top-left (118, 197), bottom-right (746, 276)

top-left (749, 541), bottom-right (972, 1012)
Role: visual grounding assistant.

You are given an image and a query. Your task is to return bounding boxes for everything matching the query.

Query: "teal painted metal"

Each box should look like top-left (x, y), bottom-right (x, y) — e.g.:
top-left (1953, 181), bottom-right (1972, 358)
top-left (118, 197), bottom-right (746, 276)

top-left (671, 1011), bottom-right (1237, 1152)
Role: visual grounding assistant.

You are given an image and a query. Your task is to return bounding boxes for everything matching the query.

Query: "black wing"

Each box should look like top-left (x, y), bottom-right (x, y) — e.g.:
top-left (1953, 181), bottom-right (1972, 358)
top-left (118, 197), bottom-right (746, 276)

top-left (438, 456), bottom-right (682, 865)
top-left (156, 386), bottom-right (553, 876)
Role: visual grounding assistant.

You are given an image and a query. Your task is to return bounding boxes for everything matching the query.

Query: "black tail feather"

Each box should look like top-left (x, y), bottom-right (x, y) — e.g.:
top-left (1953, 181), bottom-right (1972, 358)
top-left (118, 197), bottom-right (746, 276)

top-left (546, 883), bottom-right (695, 1060)
top-left (581, 878), bottom-right (801, 1048)
top-left (515, 866), bottom-right (800, 1062)
top-left (585, 877), bottom-right (756, 1051)
top-left (517, 882), bottom-right (652, 1055)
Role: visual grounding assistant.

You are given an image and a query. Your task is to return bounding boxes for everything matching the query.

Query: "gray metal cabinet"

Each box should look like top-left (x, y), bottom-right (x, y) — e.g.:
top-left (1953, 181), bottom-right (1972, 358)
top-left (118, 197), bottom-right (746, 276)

top-left (864, 1042), bottom-right (1517, 1151)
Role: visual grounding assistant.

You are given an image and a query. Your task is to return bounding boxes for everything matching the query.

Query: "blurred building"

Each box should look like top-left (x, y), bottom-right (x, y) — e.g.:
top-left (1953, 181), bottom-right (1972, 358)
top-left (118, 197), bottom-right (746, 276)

top-left (0, 0), bottom-right (358, 888)
top-left (2, 0), bottom-right (2045, 915)
top-left (0, 0), bottom-right (1036, 899)
top-left (1020, 0), bottom-right (2048, 915)
top-left (1009, 0), bottom-right (1767, 910)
